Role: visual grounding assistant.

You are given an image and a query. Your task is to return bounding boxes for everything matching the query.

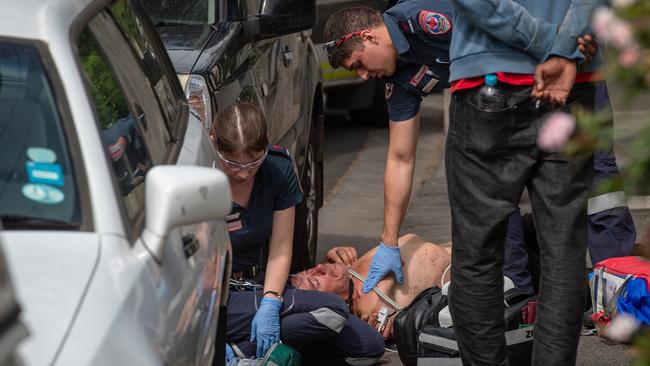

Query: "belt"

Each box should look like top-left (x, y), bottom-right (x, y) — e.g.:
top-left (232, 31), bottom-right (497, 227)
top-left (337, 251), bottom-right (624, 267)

top-left (231, 264), bottom-right (262, 281)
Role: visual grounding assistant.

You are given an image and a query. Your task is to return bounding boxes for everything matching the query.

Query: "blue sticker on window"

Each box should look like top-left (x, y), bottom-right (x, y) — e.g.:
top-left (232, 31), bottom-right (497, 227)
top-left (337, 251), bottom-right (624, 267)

top-left (26, 162), bottom-right (64, 187)
top-left (21, 184), bottom-right (65, 205)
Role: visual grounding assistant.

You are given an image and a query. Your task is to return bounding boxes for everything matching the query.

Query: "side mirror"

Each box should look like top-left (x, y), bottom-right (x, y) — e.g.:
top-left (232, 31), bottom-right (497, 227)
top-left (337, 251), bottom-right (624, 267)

top-left (244, 0), bottom-right (316, 41)
top-left (142, 165), bottom-right (231, 261)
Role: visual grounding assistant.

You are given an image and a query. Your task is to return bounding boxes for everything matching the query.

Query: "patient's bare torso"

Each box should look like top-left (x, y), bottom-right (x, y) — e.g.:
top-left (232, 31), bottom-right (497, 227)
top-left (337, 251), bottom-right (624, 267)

top-left (349, 234), bottom-right (451, 333)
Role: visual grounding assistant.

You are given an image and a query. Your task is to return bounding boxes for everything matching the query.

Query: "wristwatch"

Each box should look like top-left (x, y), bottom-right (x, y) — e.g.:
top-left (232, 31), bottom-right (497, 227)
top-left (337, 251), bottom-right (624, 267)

top-left (263, 290), bottom-right (283, 302)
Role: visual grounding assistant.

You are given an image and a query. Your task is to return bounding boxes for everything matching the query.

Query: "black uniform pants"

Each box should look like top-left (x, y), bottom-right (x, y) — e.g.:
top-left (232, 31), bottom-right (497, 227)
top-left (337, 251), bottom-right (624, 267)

top-left (445, 83), bottom-right (596, 366)
top-left (226, 287), bottom-right (384, 365)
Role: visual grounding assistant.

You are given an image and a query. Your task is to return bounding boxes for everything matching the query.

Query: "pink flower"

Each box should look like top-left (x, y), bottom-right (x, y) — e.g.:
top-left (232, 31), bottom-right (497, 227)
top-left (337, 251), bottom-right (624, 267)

top-left (592, 7), bottom-right (614, 42)
top-left (592, 7), bottom-right (637, 50)
top-left (613, 0), bottom-right (635, 8)
top-left (610, 20), bottom-right (634, 49)
top-left (604, 314), bottom-right (639, 343)
top-left (537, 112), bottom-right (576, 152)
top-left (619, 46), bottom-right (640, 67)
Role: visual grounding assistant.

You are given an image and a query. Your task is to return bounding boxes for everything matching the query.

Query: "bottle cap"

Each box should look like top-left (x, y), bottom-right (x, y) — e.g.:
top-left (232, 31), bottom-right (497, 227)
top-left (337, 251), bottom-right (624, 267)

top-left (485, 74), bottom-right (497, 86)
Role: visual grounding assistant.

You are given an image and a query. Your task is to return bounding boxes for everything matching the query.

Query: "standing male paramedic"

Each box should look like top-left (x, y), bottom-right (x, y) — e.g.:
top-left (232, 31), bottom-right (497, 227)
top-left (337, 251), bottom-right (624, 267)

top-left (323, 0), bottom-right (454, 294)
top-left (322, 0), bottom-right (608, 302)
top-left (446, 0), bottom-right (608, 365)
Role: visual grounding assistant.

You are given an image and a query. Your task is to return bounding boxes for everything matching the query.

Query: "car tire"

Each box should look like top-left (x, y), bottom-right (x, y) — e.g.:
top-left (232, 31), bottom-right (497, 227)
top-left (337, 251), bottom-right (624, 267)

top-left (292, 122), bottom-right (320, 272)
top-left (350, 79), bottom-right (389, 126)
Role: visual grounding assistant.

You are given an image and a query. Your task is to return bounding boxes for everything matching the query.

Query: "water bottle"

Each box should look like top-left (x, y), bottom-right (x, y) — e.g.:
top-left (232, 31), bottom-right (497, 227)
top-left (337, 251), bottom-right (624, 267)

top-left (477, 74), bottom-right (506, 112)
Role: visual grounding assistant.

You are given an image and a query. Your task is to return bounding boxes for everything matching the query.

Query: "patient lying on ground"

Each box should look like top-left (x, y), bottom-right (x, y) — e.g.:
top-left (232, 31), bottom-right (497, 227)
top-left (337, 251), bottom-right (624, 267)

top-left (290, 234), bottom-right (451, 339)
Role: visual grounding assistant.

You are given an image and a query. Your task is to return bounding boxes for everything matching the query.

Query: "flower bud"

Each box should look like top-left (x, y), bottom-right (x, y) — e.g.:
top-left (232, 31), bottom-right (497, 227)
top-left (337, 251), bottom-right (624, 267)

top-left (537, 112), bottom-right (576, 152)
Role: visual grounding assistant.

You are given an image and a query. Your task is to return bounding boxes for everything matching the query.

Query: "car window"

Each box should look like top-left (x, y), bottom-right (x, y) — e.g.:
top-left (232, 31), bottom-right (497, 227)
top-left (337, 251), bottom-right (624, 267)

top-left (0, 41), bottom-right (81, 229)
top-left (87, 11), bottom-right (172, 164)
top-left (141, 0), bottom-right (218, 26)
top-left (77, 28), bottom-right (152, 222)
top-left (110, 0), bottom-right (184, 133)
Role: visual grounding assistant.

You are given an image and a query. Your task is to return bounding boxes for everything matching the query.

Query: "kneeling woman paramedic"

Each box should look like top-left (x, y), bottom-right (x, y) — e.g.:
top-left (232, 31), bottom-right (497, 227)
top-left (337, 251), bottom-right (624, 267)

top-left (213, 103), bottom-right (383, 365)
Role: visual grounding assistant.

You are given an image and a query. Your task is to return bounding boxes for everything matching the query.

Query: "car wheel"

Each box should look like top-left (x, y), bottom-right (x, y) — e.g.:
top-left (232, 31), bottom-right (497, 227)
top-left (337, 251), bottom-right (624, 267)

top-left (292, 125), bottom-right (320, 271)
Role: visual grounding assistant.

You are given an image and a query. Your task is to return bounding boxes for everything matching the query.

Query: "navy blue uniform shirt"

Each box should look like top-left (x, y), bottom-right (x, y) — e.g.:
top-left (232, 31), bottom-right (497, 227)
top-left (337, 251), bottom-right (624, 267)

top-left (227, 145), bottom-right (303, 272)
top-left (383, 0), bottom-right (454, 121)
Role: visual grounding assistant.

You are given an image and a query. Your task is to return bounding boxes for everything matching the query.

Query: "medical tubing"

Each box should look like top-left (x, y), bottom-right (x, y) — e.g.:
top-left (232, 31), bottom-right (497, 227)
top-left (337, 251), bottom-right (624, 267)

top-left (347, 268), bottom-right (403, 310)
top-left (441, 264), bottom-right (451, 289)
top-left (279, 289), bottom-right (296, 315)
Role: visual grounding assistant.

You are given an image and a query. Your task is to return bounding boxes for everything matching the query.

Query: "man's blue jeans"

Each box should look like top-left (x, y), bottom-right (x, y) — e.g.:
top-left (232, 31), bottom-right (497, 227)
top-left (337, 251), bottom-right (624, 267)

top-left (445, 83), bottom-right (596, 366)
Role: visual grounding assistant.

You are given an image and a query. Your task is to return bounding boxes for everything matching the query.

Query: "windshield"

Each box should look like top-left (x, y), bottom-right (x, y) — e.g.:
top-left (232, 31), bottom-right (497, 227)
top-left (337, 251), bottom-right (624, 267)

top-left (0, 42), bottom-right (80, 229)
top-left (140, 0), bottom-right (218, 26)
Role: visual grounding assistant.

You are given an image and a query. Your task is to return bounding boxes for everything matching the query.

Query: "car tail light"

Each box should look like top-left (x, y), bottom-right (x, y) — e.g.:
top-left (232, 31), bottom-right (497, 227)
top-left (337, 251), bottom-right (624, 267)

top-left (184, 74), bottom-right (212, 129)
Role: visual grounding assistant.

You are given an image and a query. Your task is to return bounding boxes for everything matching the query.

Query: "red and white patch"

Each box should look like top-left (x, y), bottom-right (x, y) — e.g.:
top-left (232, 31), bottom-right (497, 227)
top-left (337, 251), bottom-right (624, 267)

top-left (385, 82), bottom-right (394, 100)
top-left (226, 212), bottom-right (242, 231)
top-left (410, 65), bottom-right (429, 87)
top-left (227, 220), bottom-right (243, 232)
top-left (418, 11), bottom-right (451, 35)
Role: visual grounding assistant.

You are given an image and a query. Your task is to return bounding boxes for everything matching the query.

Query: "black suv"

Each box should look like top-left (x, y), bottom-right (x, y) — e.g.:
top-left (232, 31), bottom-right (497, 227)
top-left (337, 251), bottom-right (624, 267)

top-left (142, 0), bottom-right (324, 271)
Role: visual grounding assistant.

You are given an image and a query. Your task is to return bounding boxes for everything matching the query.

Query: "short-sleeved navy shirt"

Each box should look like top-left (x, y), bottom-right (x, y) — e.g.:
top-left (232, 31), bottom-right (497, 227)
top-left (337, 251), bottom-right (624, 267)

top-left (382, 0), bottom-right (454, 122)
top-left (227, 145), bottom-right (303, 272)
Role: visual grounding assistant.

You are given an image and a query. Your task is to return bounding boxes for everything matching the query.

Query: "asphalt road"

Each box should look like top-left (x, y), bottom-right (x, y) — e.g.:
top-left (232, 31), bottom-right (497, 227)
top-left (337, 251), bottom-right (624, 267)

top-left (317, 94), bottom-right (635, 365)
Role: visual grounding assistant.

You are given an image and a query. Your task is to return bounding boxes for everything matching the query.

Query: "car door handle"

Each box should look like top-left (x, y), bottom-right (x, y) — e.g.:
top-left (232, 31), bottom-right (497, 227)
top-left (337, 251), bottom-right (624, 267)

top-left (282, 45), bottom-right (293, 67)
top-left (182, 234), bottom-right (200, 258)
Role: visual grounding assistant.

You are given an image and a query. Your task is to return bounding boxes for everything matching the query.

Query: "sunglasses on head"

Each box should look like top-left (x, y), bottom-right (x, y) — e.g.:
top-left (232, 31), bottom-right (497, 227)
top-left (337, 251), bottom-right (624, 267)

top-left (322, 29), bottom-right (371, 59)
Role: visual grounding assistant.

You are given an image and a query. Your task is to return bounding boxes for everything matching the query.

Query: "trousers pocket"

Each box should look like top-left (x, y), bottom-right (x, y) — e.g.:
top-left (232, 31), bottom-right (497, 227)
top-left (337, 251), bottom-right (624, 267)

top-left (462, 97), bottom-right (514, 155)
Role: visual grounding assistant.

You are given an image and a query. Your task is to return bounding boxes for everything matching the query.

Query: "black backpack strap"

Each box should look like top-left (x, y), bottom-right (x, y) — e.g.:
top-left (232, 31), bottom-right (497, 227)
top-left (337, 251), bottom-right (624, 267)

top-left (504, 287), bottom-right (534, 307)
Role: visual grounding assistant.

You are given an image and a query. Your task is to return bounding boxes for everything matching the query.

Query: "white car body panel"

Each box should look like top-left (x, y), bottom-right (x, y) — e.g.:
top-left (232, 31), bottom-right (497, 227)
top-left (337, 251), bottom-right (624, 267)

top-left (1, 0), bottom-right (231, 365)
top-left (1, 232), bottom-right (100, 366)
top-left (55, 234), bottom-right (188, 366)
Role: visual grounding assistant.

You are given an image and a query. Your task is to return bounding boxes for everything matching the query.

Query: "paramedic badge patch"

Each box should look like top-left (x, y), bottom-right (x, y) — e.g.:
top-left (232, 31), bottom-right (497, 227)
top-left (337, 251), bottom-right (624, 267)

top-left (418, 11), bottom-right (451, 35)
top-left (385, 82), bottom-right (394, 100)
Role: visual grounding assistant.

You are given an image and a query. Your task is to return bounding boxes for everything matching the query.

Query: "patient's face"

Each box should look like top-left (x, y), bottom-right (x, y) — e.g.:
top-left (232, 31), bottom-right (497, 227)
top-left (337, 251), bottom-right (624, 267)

top-left (291, 263), bottom-right (350, 298)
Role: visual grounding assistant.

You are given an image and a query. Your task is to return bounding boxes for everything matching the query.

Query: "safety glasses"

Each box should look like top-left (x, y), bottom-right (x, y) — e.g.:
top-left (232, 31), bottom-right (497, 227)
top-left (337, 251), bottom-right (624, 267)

top-left (322, 30), bottom-right (370, 58)
top-left (216, 148), bottom-right (267, 172)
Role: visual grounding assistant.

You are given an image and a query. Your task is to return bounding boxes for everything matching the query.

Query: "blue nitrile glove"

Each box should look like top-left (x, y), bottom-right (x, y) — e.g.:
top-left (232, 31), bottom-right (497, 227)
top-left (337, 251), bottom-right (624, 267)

top-left (225, 343), bottom-right (235, 363)
top-left (250, 297), bottom-right (282, 358)
top-left (362, 242), bottom-right (404, 293)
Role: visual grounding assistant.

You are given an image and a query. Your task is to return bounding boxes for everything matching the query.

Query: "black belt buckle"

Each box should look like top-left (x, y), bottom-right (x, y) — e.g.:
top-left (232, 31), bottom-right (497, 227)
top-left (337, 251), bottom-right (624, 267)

top-left (231, 265), bottom-right (260, 281)
top-left (230, 265), bottom-right (262, 291)
top-left (229, 278), bottom-right (262, 292)
top-left (231, 271), bottom-right (245, 281)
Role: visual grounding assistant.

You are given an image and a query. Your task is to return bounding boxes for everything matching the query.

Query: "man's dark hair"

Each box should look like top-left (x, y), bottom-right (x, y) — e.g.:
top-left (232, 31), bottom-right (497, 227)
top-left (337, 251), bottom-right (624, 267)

top-left (323, 6), bottom-right (384, 68)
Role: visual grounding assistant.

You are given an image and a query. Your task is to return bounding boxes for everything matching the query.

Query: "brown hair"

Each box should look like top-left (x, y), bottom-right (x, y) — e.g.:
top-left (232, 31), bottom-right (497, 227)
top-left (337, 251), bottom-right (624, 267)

top-left (210, 102), bottom-right (268, 155)
top-left (323, 6), bottom-right (384, 68)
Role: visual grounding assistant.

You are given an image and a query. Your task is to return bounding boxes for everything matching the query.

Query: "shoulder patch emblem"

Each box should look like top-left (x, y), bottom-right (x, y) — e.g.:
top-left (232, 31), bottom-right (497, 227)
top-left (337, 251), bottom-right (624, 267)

top-left (385, 82), bottom-right (394, 100)
top-left (418, 11), bottom-right (451, 35)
